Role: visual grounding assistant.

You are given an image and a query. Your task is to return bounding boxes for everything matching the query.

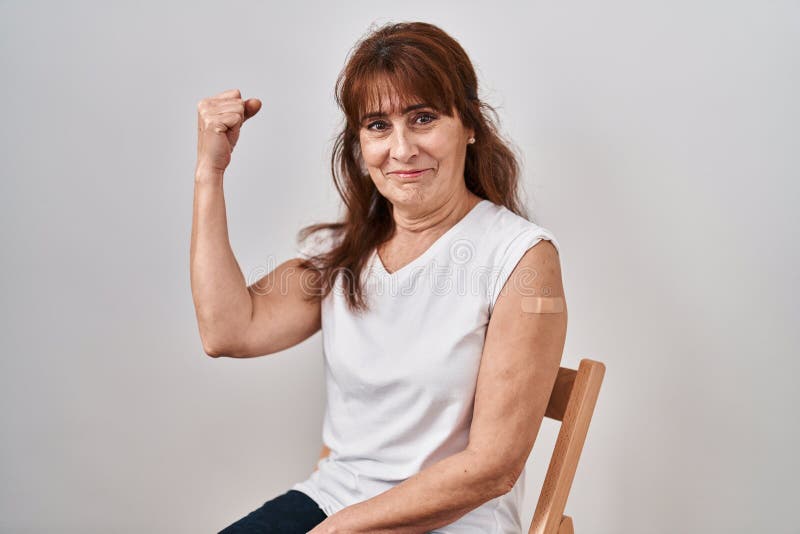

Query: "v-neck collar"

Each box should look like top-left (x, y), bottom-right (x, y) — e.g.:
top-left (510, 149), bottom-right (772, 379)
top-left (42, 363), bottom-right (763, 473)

top-left (372, 199), bottom-right (489, 279)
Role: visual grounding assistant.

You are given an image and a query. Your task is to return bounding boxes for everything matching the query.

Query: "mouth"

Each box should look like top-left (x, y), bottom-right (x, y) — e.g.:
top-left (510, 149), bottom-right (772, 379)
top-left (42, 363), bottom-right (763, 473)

top-left (389, 169), bottom-right (430, 179)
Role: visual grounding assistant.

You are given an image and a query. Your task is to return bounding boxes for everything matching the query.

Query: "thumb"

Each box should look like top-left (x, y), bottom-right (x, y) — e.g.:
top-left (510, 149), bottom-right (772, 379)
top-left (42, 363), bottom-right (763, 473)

top-left (243, 98), bottom-right (262, 122)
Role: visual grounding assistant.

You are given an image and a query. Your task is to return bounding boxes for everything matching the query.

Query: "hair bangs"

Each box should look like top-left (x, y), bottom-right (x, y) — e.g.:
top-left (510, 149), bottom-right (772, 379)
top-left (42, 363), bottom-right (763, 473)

top-left (344, 60), bottom-right (456, 130)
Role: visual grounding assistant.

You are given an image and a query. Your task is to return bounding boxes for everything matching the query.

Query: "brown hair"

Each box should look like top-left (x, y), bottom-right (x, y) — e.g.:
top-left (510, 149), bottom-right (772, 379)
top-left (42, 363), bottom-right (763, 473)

top-left (297, 21), bottom-right (528, 313)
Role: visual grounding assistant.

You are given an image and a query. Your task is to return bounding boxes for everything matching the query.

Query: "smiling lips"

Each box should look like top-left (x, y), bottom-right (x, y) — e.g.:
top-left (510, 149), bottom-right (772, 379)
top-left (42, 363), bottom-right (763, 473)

top-left (389, 168), bottom-right (430, 179)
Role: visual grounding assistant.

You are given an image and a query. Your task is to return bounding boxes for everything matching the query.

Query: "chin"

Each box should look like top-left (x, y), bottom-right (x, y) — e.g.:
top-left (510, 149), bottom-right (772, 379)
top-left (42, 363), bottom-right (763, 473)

top-left (399, 190), bottom-right (429, 205)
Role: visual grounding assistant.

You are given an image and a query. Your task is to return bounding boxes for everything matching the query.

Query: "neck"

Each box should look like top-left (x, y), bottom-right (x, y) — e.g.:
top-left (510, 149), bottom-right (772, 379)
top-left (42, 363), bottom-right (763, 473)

top-left (388, 189), bottom-right (482, 241)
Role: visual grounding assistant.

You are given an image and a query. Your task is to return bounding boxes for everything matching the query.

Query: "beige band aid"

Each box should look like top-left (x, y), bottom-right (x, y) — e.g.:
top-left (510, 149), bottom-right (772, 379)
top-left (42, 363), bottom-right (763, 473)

top-left (521, 296), bottom-right (566, 314)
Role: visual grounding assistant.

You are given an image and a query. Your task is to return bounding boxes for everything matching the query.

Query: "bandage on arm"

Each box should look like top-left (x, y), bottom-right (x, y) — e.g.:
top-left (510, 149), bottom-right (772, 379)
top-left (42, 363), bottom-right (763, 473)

top-left (521, 296), bottom-right (566, 314)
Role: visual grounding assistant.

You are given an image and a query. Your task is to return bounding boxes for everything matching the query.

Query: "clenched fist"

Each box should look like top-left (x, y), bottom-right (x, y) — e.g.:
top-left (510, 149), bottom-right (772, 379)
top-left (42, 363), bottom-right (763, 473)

top-left (195, 88), bottom-right (262, 177)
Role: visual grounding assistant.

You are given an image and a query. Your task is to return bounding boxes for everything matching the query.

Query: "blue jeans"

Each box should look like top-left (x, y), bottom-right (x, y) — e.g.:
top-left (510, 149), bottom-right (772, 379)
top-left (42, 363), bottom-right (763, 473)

top-left (218, 489), bottom-right (328, 533)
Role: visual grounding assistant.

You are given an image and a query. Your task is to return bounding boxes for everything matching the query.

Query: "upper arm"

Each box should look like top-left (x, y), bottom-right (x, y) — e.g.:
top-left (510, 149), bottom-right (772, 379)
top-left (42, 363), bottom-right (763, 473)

top-left (224, 257), bottom-right (323, 358)
top-left (466, 239), bottom-right (567, 491)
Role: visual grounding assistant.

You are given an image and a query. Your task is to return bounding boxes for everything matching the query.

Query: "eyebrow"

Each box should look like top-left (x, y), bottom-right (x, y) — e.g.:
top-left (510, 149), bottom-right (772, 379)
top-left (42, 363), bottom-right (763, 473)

top-left (360, 103), bottom-right (431, 123)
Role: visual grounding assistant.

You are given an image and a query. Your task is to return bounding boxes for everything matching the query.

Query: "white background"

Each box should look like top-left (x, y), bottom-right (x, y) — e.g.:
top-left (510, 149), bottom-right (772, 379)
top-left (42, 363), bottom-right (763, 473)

top-left (1, 1), bottom-right (797, 532)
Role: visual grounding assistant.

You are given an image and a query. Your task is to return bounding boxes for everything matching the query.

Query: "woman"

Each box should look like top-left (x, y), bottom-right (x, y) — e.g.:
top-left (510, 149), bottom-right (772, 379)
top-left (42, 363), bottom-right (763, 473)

top-left (192, 21), bottom-right (567, 534)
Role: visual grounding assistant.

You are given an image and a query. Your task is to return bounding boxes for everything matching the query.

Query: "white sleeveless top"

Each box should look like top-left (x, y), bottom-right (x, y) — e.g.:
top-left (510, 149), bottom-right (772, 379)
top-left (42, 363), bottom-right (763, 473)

top-left (291, 199), bottom-right (560, 533)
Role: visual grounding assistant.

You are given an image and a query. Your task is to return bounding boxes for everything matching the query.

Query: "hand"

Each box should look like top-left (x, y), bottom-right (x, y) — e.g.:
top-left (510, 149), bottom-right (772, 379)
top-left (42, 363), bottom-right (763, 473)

top-left (195, 88), bottom-right (262, 176)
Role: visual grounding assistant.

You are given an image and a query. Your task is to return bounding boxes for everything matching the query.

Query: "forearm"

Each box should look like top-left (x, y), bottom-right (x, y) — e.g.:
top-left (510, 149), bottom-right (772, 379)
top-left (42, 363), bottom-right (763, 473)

top-left (190, 166), bottom-right (251, 356)
top-left (320, 450), bottom-right (507, 534)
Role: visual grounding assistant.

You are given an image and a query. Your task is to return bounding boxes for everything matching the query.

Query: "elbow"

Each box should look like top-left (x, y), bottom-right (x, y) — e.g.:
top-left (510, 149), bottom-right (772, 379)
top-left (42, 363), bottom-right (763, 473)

top-left (201, 336), bottom-right (237, 358)
top-left (489, 462), bottom-right (524, 497)
top-left (497, 470), bottom-right (521, 496)
top-left (468, 450), bottom-right (523, 498)
top-left (197, 321), bottom-right (246, 358)
top-left (203, 345), bottom-right (223, 358)
top-left (196, 316), bottom-right (252, 358)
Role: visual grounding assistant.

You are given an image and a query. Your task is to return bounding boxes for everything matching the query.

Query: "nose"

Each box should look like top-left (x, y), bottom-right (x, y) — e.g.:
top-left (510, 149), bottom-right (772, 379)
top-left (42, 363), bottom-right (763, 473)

top-left (389, 126), bottom-right (418, 162)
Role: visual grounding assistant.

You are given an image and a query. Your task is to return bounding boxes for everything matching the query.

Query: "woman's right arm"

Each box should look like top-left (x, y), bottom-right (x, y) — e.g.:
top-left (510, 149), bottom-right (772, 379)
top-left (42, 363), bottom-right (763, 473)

top-left (190, 89), bottom-right (321, 358)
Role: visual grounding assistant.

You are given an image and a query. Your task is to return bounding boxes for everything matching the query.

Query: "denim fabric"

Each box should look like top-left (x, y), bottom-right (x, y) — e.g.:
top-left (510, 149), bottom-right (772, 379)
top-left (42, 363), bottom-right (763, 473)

top-left (218, 489), bottom-right (328, 533)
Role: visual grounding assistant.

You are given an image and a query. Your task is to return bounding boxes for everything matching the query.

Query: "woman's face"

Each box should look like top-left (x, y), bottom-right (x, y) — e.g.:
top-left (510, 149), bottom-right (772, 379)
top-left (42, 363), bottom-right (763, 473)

top-left (358, 89), bottom-right (474, 210)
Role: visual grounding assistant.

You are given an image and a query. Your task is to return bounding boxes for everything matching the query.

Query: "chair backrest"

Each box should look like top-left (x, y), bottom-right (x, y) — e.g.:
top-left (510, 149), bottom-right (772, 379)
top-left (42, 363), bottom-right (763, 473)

top-left (528, 358), bottom-right (606, 534)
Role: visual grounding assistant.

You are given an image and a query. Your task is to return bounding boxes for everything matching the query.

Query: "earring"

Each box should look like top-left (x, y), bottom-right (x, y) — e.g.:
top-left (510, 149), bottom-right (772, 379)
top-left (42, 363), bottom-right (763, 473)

top-left (467, 137), bottom-right (475, 144)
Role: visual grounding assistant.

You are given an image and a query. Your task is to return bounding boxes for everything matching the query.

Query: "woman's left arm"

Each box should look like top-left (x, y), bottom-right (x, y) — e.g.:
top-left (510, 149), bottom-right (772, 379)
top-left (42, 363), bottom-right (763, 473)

top-left (309, 240), bottom-right (567, 534)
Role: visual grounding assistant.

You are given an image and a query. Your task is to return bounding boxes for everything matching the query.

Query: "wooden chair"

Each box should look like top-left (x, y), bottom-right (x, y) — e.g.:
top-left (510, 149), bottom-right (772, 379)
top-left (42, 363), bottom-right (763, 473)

top-left (526, 357), bottom-right (605, 534)
top-left (315, 358), bottom-right (606, 534)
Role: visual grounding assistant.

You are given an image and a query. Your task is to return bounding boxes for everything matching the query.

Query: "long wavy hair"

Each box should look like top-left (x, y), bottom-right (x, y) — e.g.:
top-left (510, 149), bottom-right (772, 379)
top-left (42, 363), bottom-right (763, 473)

top-left (297, 21), bottom-right (528, 313)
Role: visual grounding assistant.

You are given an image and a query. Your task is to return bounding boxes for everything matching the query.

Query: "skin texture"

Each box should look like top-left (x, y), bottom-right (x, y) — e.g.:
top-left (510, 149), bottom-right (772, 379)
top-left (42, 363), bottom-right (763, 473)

top-left (307, 89), bottom-right (568, 533)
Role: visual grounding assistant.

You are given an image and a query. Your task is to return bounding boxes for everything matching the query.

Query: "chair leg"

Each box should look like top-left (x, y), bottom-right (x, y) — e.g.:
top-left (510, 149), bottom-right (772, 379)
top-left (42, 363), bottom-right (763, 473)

top-left (558, 515), bottom-right (574, 534)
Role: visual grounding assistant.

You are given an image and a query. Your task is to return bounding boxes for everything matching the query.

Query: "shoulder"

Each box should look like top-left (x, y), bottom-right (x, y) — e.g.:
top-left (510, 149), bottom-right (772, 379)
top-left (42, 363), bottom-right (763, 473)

top-left (478, 202), bottom-right (562, 314)
top-left (477, 201), bottom-right (561, 255)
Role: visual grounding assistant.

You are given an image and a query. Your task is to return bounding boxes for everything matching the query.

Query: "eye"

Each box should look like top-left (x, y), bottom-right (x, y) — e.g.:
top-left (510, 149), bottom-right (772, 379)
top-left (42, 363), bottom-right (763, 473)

top-left (415, 112), bottom-right (437, 125)
top-left (364, 111), bottom-right (439, 132)
top-left (365, 120), bottom-right (389, 132)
